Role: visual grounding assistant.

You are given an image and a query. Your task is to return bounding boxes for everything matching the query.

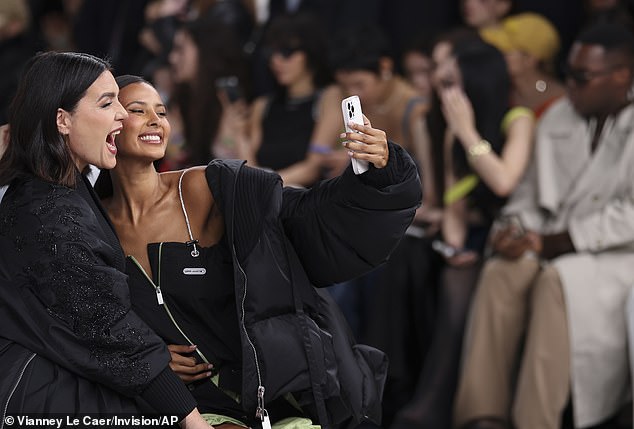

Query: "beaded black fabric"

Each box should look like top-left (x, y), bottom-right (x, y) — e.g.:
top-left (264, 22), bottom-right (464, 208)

top-left (1, 178), bottom-right (157, 394)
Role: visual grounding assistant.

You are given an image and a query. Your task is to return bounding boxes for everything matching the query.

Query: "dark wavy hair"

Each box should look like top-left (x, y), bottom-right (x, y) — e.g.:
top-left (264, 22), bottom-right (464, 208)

top-left (264, 12), bottom-right (333, 95)
top-left (328, 22), bottom-right (391, 75)
top-left (0, 51), bottom-right (111, 187)
top-left (172, 16), bottom-right (248, 166)
top-left (116, 74), bottom-right (151, 90)
top-left (427, 36), bottom-right (510, 216)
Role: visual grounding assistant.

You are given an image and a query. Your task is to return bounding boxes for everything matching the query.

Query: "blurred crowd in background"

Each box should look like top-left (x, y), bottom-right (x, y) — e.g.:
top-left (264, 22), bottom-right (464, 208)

top-left (3, 1), bottom-right (634, 429)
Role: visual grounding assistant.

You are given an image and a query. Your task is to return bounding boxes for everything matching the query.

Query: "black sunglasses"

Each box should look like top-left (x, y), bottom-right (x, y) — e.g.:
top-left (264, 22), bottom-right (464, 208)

top-left (264, 45), bottom-right (303, 59)
top-left (563, 64), bottom-right (626, 86)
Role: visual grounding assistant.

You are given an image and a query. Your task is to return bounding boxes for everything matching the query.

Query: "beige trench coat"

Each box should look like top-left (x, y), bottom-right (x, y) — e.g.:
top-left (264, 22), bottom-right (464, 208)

top-left (503, 98), bottom-right (634, 427)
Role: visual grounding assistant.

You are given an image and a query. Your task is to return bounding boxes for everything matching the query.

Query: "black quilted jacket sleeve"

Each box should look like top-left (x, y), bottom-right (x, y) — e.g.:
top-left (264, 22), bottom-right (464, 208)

top-left (280, 141), bottom-right (422, 286)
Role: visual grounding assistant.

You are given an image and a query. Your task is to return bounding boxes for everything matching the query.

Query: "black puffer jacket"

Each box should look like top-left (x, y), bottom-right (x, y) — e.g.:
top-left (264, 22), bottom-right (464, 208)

top-left (205, 141), bottom-right (421, 427)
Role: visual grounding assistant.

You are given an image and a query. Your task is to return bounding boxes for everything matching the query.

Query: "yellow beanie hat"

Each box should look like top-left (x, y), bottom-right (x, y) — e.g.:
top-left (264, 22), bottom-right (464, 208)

top-left (480, 12), bottom-right (560, 63)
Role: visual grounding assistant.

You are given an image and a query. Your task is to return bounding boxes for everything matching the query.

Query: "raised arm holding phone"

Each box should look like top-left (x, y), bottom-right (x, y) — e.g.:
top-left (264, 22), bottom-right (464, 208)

top-left (94, 74), bottom-right (421, 429)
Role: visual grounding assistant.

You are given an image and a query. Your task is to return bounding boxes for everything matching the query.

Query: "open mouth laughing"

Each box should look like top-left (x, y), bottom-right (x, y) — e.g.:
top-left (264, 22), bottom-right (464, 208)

top-left (106, 128), bottom-right (121, 154)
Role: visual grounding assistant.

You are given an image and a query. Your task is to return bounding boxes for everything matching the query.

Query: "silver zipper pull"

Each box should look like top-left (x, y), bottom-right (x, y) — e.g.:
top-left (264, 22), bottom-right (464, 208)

top-left (186, 239), bottom-right (200, 258)
top-left (255, 385), bottom-right (269, 424)
top-left (156, 287), bottom-right (164, 305)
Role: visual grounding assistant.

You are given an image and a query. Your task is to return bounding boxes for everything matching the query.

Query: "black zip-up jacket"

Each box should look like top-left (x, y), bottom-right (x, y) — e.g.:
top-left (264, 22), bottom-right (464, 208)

top-left (204, 141), bottom-right (421, 426)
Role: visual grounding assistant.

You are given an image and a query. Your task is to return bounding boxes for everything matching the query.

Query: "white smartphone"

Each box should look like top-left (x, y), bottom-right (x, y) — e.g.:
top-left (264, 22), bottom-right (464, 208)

top-left (499, 213), bottom-right (526, 238)
top-left (341, 95), bottom-right (369, 175)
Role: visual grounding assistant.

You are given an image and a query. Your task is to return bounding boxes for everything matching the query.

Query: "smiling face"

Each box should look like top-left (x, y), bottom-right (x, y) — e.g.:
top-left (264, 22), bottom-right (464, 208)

top-left (114, 81), bottom-right (170, 162)
top-left (56, 70), bottom-right (127, 171)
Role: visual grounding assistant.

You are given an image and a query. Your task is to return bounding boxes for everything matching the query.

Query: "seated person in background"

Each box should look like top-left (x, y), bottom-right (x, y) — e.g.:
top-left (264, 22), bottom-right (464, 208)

top-left (461, 0), bottom-right (514, 36)
top-left (401, 32), bottom-right (434, 113)
top-left (391, 34), bottom-right (534, 429)
top-left (324, 26), bottom-right (431, 421)
top-left (482, 12), bottom-right (566, 117)
top-left (454, 23), bottom-right (634, 429)
top-left (328, 23), bottom-right (428, 184)
top-left (584, 0), bottom-right (634, 30)
top-left (97, 74), bottom-right (422, 429)
top-left (244, 12), bottom-right (344, 188)
top-left (166, 16), bottom-right (249, 169)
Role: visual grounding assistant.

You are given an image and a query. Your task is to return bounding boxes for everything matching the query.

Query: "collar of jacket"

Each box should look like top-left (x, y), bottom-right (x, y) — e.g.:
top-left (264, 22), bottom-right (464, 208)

top-left (204, 159), bottom-right (283, 265)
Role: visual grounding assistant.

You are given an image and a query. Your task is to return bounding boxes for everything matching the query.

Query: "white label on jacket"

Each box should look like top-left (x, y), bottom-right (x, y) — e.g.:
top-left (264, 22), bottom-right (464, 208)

top-left (183, 268), bottom-right (207, 275)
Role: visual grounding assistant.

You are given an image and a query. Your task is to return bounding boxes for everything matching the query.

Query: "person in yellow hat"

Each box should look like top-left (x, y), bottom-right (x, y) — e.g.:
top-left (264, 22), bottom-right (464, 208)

top-left (482, 12), bottom-right (566, 118)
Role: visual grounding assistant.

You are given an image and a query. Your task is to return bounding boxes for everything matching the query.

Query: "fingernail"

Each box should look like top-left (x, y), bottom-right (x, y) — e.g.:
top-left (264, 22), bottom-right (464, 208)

top-left (206, 371), bottom-right (212, 377)
top-left (190, 345), bottom-right (197, 349)
top-left (348, 150), bottom-right (354, 157)
top-left (339, 133), bottom-right (346, 138)
top-left (207, 364), bottom-right (213, 369)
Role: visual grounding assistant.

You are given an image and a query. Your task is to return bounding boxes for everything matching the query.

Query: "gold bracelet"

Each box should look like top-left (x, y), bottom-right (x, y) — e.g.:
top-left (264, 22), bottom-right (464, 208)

top-left (468, 139), bottom-right (492, 159)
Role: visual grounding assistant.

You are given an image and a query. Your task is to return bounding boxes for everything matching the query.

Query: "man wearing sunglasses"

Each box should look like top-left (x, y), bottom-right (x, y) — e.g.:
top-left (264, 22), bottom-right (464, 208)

top-left (454, 22), bottom-right (634, 429)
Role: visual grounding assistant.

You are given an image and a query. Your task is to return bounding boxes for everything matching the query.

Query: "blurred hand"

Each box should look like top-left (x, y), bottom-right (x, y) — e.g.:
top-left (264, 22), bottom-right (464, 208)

top-left (413, 206), bottom-right (444, 237)
top-left (168, 344), bottom-right (213, 383)
top-left (215, 424), bottom-right (250, 429)
top-left (219, 93), bottom-right (249, 137)
top-left (540, 231), bottom-right (574, 260)
top-left (138, 28), bottom-right (163, 55)
top-left (439, 86), bottom-right (477, 143)
top-left (217, 91), bottom-right (252, 159)
top-left (341, 115), bottom-right (389, 169)
top-left (180, 408), bottom-right (214, 429)
top-left (446, 249), bottom-right (479, 267)
top-left (491, 226), bottom-right (541, 260)
top-left (146, 0), bottom-right (189, 20)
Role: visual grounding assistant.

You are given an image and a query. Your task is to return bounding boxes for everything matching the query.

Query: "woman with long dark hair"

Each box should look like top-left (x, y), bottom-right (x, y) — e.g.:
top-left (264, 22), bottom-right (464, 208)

top-left (167, 15), bottom-right (249, 168)
top-left (0, 51), bottom-right (209, 427)
top-left (392, 35), bottom-right (534, 429)
top-left (244, 12), bottom-right (344, 187)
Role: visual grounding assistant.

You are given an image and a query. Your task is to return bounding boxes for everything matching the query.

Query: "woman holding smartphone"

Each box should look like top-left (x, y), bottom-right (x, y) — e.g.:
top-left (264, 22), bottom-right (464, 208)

top-left (392, 35), bottom-right (534, 429)
top-left (95, 74), bottom-right (421, 429)
top-left (244, 12), bottom-right (344, 187)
